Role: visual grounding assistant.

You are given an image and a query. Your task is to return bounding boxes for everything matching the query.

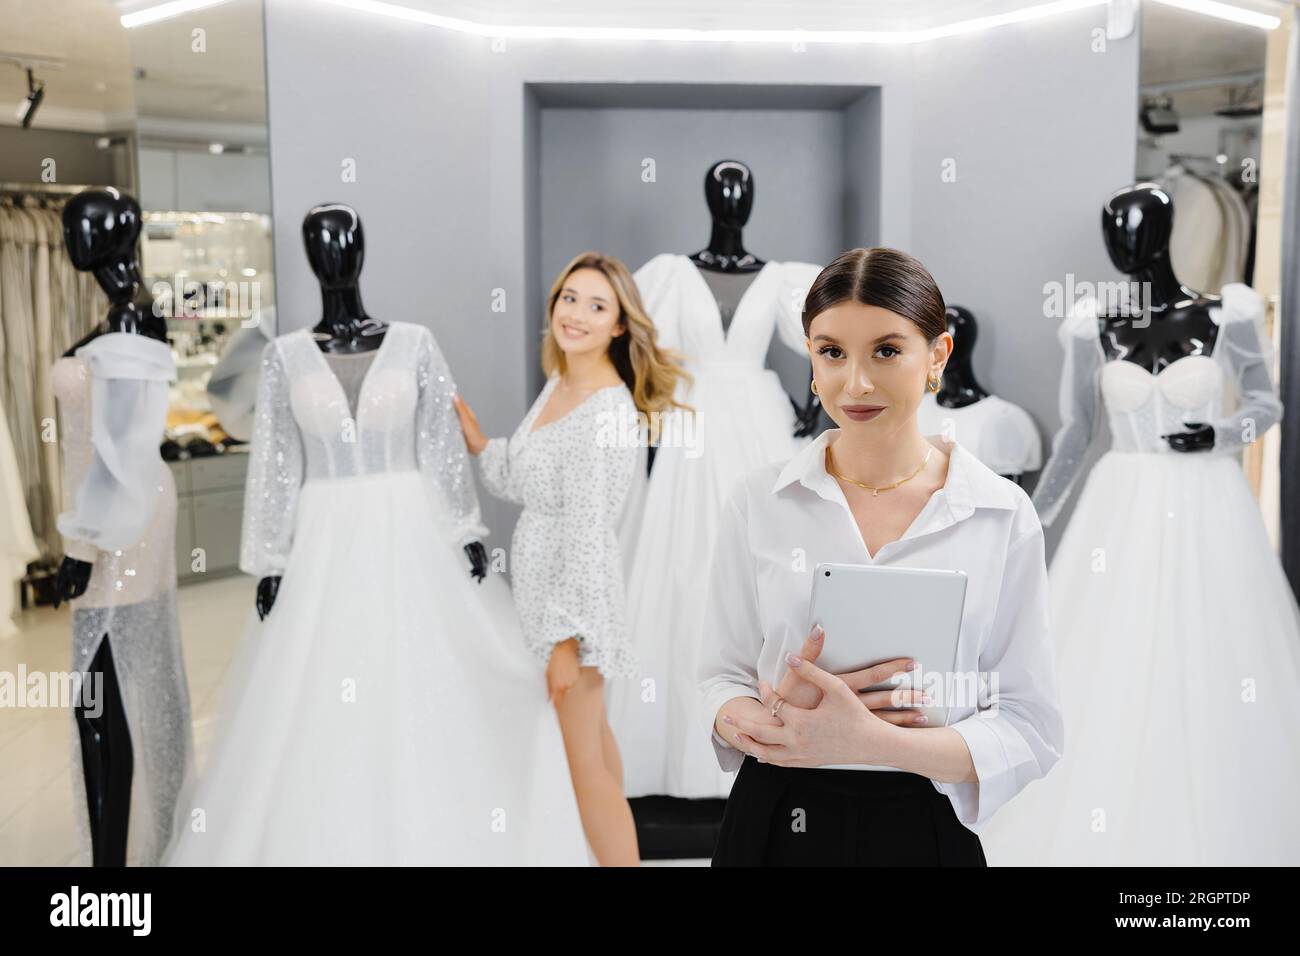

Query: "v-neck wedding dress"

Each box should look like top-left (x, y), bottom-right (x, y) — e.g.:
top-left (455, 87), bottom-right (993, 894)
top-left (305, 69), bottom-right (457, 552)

top-left (164, 322), bottom-right (587, 865)
top-left (607, 253), bottom-right (823, 799)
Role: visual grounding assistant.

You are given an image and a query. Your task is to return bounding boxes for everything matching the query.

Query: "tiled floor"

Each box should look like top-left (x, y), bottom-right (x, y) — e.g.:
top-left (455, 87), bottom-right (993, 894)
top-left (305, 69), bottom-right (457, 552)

top-left (0, 575), bottom-right (704, 866)
top-left (0, 575), bottom-right (254, 866)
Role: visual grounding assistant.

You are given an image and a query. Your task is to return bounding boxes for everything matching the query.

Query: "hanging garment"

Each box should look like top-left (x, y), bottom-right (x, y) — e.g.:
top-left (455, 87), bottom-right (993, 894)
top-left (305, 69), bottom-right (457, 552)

top-left (916, 393), bottom-right (1042, 477)
top-left (53, 333), bottom-right (193, 866)
top-left (0, 206), bottom-right (44, 555)
top-left (1205, 175), bottom-right (1252, 291)
top-left (27, 208), bottom-right (61, 562)
top-left (980, 284), bottom-right (1300, 865)
top-left (606, 253), bottom-right (823, 799)
top-left (1162, 166), bottom-right (1253, 295)
top-left (0, 395), bottom-right (37, 638)
top-left (164, 322), bottom-right (587, 865)
top-left (204, 309), bottom-right (275, 442)
top-left (477, 371), bottom-right (642, 678)
top-left (1163, 166), bottom-right (1225, 294)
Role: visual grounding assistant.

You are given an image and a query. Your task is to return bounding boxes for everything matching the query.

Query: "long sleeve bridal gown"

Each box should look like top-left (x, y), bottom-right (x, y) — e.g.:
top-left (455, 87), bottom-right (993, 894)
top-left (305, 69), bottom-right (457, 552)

top-left (607, 253), bottom-right (823, 799)
top-left (164, 322), bottom-right (586, 866)
top-left (979, 283), bottom-right (1300, 865)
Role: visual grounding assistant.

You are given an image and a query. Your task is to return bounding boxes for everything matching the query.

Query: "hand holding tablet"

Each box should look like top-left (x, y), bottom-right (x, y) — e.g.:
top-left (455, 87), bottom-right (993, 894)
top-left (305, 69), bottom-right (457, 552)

top-left (806, 563), bottom-right (968, 727)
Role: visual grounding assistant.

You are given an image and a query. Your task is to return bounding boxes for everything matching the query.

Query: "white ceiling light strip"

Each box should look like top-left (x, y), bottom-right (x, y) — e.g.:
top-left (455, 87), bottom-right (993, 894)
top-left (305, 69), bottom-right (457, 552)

top-left (309, 0), bottom-right (1108, 43)
top-left (120, 0), bottom-right (236, 28)
top-left (120, 0), bottom-right (1283, 35)
top-left (1149, 0), bottom-right (1280, 29)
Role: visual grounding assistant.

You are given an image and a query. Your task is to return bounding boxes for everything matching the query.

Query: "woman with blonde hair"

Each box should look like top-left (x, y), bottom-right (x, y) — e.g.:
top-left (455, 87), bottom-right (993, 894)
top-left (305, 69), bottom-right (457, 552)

top-left (455, 251), bottom-right (689, 865)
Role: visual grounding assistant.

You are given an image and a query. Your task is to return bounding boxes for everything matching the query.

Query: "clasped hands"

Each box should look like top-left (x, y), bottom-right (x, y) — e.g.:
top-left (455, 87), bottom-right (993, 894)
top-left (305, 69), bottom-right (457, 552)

top-left (718, 623), bottom-right (931, 769)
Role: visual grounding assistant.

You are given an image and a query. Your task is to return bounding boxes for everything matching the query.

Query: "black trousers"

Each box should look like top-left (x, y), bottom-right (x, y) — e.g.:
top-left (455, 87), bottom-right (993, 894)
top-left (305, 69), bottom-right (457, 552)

top-left (712, 756), bottom-right (986, 866)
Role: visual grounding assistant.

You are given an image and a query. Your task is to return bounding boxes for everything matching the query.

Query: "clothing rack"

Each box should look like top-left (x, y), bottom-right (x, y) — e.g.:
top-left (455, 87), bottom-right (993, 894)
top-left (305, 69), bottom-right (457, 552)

top-left (1, 181), bottom-right (98, 194)
top-left (0, 182), bottom-right (101, 204)
top-left (0, 185), bottom-right (112, 576)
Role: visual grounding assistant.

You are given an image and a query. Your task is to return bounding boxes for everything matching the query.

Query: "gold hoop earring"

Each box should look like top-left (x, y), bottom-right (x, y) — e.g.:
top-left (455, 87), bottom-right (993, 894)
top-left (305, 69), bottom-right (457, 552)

top-left (927, 377), bottom-right (940, 393)
top-left (810, 380), bottom-right (819, 395)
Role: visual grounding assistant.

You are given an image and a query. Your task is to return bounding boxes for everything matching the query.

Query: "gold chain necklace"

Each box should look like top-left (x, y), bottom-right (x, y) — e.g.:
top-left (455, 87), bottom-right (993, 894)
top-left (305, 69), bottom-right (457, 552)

top-left (826, 445), bottom-right (933, 497)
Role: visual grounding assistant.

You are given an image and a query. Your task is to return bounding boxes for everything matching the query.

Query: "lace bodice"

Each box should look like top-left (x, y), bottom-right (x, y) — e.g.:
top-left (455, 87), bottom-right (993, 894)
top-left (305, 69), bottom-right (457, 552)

top-left (240, 322), bottom-right (487, 576)
top-left (1033, 283), bottom-right (1281, 527)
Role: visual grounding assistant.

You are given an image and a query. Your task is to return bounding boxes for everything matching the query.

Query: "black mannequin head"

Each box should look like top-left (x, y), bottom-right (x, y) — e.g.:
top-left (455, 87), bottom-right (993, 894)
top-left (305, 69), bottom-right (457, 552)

top-left (693, 160), bottom-right (762, 272)
top-left (934, 305), bottom-right (987, 405)
top-left (302, 204), bottom-right (365, 288)
top-left (303, 203), bottom-right (380, 342)
top-left (61, 187), bottom-right (142, 304)
top-left (704, 160), bottom-right (755, 229)
top-left (945, 305), bottom-right (978, 353)
top-left (1101, 183), bottom-right (1174, 275)
top-left (60, 187), bottom-right (165, 341)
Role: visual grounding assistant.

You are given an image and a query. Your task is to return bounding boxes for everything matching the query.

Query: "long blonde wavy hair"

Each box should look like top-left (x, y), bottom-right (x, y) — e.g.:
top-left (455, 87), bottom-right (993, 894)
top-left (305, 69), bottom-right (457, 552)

top-left (541, 251), bottom-right (693, 443)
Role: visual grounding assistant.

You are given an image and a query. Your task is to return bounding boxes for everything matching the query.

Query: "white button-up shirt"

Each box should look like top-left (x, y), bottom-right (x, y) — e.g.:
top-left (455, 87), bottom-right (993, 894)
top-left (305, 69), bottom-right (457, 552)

top-left (697, 428), bottom-right (1064, 830)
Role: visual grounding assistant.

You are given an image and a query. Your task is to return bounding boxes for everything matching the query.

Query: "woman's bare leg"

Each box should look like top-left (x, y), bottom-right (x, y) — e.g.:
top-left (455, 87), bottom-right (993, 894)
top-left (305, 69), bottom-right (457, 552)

top-left (601, 719), bottom-right (624, 787)
top-left (554, 667), bottom-right (639, 866)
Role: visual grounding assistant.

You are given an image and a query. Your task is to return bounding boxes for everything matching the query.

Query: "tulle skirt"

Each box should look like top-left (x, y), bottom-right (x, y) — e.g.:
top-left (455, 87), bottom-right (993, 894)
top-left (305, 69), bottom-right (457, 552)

top-left (608, 363), bottom-right (804, 799)
top-left (164, 470), bottom-right (587, 865)
top-left (980, 450), bottom-right (1300, 865)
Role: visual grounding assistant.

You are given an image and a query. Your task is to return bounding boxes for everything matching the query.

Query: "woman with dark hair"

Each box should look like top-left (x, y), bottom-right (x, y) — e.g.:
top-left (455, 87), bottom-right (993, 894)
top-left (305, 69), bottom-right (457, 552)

top-left (698, 247), bottom-right (1064, 866)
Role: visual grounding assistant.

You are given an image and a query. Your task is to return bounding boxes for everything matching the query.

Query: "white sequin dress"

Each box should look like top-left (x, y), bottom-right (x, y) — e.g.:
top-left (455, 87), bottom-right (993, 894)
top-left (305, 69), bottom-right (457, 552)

top-left (53, 333), bottom-right (193, 867)
top-left (478, 373), bottom-right (641, 679)
top-left (164, 322), bottom-right (587, 865)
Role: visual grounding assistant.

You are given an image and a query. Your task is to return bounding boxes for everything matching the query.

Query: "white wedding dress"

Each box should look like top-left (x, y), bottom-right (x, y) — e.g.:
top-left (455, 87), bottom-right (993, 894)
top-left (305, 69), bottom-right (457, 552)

top-left (607, 254), bottom-right (822, 799)
top-left (980, 284), bottom-right (1300, 865)
top-left (165, 322), bottom-right (587, 866)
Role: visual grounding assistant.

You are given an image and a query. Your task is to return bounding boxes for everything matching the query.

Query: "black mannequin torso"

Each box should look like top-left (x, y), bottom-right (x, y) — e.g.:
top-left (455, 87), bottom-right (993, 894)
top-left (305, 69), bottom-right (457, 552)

top-left (933, 305), bottom-right (1030, 484)
top-left (1098, 184), bottom-right (1219, 453)
top-left (686, 160), bottom-right (819, 438)
top-left (698, 268), bottom-right (759, 338)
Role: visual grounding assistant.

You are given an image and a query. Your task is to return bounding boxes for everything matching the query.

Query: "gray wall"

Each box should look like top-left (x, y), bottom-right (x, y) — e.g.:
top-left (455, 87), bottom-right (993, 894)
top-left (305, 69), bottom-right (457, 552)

top-left (0, 127), bottom-right (132, 188)
top-left (536, 97), bottom-right (851, 400)
top-left (262, 2), bottom-right (1138, 554)
top-left (910, 12), bottom-right (1139, 551)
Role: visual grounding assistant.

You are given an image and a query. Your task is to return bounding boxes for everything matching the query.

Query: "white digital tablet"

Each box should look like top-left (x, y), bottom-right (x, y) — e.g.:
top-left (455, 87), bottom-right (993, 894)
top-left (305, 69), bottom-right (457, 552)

top-left (806, 563), bottom-right (968, 727)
